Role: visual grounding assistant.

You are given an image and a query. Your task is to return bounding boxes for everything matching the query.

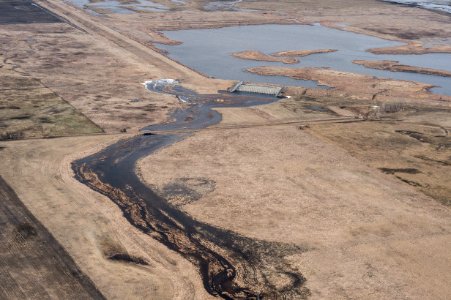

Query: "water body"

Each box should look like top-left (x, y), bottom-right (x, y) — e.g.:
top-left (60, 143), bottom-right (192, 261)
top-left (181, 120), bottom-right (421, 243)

top-left (67, 0), bottom-right (169, 14)
top-left (383, 0), bottom-right (451, 14)
top-left (157, 24), bottom-right (451, 95)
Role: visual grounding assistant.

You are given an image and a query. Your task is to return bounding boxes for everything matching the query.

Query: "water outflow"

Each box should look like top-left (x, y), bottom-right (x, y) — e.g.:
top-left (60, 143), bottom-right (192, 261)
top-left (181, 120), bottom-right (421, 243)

top-left (142, 79), bottom-right (278, 131)
top-left (72, 80), bottom-right (310, 299)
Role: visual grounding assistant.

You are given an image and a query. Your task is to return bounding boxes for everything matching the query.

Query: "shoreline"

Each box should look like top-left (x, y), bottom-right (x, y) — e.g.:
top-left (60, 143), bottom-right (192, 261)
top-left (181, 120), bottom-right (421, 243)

top-left (353, 60), bottom-right (451, 77)
top-left (368, 41), bottom-right (451, 54)
top-left (232, 50), bottom-right (299, 64)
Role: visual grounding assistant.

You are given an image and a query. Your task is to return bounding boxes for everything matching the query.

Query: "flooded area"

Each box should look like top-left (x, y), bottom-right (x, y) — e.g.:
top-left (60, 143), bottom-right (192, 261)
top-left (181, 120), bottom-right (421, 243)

top-left (66, 0), bottom-right (169, 14)
top-left (157, 24), bottom-right (451, 95)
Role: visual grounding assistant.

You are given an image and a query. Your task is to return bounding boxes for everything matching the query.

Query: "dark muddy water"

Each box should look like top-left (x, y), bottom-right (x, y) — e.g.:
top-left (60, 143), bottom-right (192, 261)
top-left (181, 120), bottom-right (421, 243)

top-left (157, 24), bottom-right (451, 95)
top-left (73, 82), bottom-right (309, 299)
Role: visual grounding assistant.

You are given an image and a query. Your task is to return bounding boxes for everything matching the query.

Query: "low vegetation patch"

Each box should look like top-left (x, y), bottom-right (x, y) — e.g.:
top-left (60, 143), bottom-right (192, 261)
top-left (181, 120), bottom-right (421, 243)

top-left (0, 68), bottom-right (102, 140)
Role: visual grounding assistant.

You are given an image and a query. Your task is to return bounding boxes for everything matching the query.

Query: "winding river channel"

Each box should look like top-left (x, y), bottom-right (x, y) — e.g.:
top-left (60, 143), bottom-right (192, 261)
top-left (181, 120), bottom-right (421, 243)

top-left (72, 81), bottom-right (309, 299)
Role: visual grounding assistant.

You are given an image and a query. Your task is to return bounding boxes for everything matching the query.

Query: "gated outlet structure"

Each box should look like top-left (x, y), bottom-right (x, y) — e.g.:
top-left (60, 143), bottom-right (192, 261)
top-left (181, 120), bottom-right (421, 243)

top-left (229, 81), bottom-right (283, 97)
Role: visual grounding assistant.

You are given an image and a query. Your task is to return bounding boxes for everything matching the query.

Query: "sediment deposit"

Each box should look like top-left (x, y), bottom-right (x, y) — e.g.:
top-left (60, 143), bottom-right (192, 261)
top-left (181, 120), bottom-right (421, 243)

top-left (272, 49), bottom-right (337, 57)
top-left (368, 42), bottom-right (451, 54)
top-left (353, 60), bottom-right (451, 77)
top-left (232, 50), bottom-right (299, 64)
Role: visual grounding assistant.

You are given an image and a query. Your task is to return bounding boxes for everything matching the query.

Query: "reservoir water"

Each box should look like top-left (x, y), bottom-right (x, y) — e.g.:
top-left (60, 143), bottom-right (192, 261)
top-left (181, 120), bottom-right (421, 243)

top-left (384, 0), bottom-right (451, 14)
top-left (156, 24), bottom-right (451, 95)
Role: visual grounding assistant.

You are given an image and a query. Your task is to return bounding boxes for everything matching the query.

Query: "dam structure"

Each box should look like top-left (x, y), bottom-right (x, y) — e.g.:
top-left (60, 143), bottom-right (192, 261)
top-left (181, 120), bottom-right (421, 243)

top-left (229, 81), bottom-right (284, 97)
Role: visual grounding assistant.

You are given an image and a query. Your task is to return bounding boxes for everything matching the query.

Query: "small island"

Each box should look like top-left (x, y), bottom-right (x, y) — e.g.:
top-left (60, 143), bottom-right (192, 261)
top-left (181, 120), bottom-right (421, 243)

top-left (232, 50), bottom-right (299, 64)
top-left (272, 49), bottom-right (337, 57)
top-left (368, 42), bottom-right (451, 55)
top-left (353, 60), bottom-right (451, 77)
top-left (232, 49), bottom-right (338, 64)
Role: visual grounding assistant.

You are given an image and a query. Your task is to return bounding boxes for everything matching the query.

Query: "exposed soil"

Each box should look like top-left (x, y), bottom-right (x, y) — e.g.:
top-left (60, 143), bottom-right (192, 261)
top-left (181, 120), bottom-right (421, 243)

top-left (368, 42), bottom-right (451, 54)
top-left (354, 60), bottom-right (451, 77)
top-left (108, 253), bottom-right (149, 266)
top-left (379, 167), bottom-right (421, 174)
top-left (0, 175), bottom-right (104, 299)
top-left (272, 49), bottom-right (337, 57)
top-left (232, 50), bottom-right (299, 64)
top-left (247, 66), bottom-right (451, 105)
top-left (231, 49), bottom-right (339, 64)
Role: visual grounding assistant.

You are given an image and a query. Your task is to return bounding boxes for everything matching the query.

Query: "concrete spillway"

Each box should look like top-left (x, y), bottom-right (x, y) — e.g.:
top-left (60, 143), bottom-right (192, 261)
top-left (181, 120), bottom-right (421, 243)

top-left (229, 81), bottom-right (283, 97)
